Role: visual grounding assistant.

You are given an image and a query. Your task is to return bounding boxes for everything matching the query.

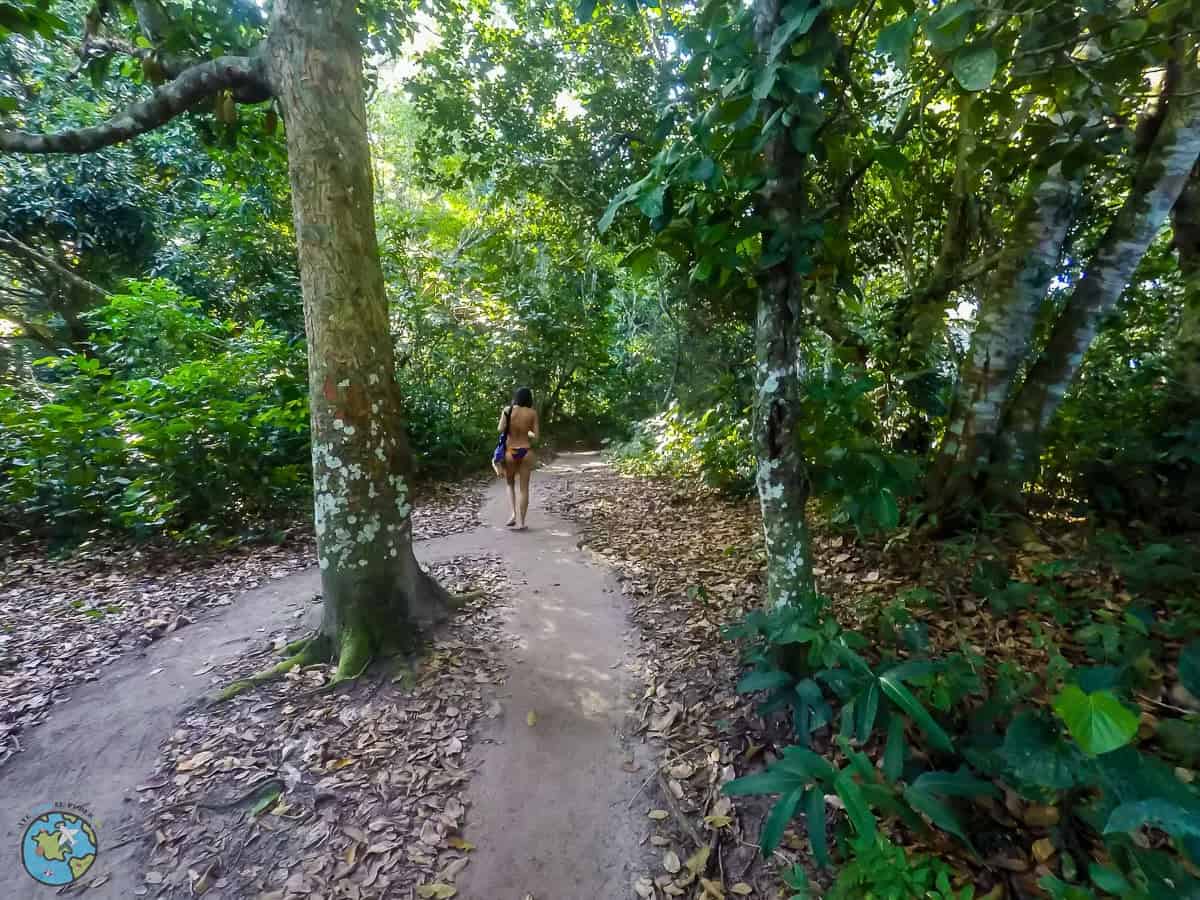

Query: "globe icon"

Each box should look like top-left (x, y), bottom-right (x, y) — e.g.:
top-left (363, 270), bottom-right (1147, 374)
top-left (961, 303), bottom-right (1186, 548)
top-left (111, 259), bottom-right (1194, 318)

top-left (21, 811), bottom-right (99, 887)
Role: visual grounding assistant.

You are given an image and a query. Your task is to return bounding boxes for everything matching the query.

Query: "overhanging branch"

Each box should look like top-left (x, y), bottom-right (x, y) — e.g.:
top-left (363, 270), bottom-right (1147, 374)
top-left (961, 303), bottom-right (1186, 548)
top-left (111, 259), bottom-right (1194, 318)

top-left (0, 55), bottom-right (270, 155)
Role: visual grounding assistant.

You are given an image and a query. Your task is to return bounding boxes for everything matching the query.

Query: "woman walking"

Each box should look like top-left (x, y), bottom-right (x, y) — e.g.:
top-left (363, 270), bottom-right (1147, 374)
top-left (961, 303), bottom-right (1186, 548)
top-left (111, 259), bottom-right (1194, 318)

top-left (495, 387), bottom-right (539, 529)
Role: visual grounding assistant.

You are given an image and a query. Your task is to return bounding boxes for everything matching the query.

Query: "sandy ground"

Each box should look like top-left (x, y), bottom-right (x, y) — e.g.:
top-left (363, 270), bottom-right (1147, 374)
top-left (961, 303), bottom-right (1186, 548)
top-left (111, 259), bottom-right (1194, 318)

top-left (0, 454), bottom-right (652, 899)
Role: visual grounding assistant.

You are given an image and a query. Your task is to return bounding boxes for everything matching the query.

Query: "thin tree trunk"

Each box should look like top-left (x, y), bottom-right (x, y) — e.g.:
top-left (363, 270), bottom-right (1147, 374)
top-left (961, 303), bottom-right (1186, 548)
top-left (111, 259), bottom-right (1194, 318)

top-left (752, 0), bottom-right (815, 609)
top-left (266, 0), bottom-right (446, 677)
top-left (928, 165), bottom-right (1080, 511)
top-left (1172, 165), bottom-right (1200, 393)
top-left (998, 69), bottom-right (1200, 497)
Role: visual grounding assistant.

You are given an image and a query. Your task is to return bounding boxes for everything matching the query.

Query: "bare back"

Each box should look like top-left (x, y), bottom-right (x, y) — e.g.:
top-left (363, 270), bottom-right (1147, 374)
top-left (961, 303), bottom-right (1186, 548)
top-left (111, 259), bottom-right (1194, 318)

top-left (507, 405), bottom-right (538, 448)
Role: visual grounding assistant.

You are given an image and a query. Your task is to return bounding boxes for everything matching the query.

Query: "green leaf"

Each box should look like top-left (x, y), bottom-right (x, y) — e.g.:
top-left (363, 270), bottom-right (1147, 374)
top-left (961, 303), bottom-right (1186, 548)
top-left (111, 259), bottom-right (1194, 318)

top-left (753, 64), bottom-right (779, 100)
top-left (0, 95), bottom-right (17, 113)
top-left (856, 680), bottom-right (880, 741)
top-left (1105, 799), bottom-right (1200, 840)
top-left (737, 669), bottom-right (794, 693)
top-left (761, 788), bottom-right (803, 853)
top-left (575, 0), bottom-right (598, 21)
top-left (873, 146), bottom-right (908, 172)
top-left (834, 770), bottom-right (876, 840)
top-left (911, 768), bottom-right (997, 798)
top-left (875, 16), bottom-right (918, 71)
top-left (769, 5), bottom-right (822, 59)
top-left (724, 768), bottom-right (806, 797)
top-left (999, 711), bottom-right (1081, 789)
top-left (1053, 685), bottom-right (1139, 756)
top-left (879, 673), bottom-right (954, 753)
top-left (904, 785), bottom-right (975, 850)
top-left (249, 784), bottom-right (282, 818)
top-left (1180, 640), bottom-right (1200, 697)
top-left (952, 43), bottom-right (998, 92)
top-left (804, 785), bottom-right (829, 867)
top-left (776, 746), bottom-right (838, 783)
top-left (636, 184), bottom-right (666, 219)
top-left (883, 714), bottom-right (906, 781)
top-left (924, 1), bottom-right (976, 52)
top-left (1088, 863), bottom-right (1132, 895)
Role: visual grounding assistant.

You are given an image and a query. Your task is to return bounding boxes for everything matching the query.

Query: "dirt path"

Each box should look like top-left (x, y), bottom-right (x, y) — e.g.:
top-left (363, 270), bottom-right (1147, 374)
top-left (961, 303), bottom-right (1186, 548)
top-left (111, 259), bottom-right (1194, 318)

top-left (0, 454), bottom-right (650, 899)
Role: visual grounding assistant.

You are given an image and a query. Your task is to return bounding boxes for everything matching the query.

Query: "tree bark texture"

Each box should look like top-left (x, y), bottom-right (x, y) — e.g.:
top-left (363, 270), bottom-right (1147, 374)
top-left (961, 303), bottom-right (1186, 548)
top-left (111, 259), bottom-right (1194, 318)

top-left (999, 64), bottom-right (1200, 491)
top-left (928, 165), bottom-right (1079, 510)
top-left (265, 0), bottom-right (446, 673)
top-left (1171, 165), bottom-right (1200, 394)
top-left (752, 0), bottom-right (816, 609)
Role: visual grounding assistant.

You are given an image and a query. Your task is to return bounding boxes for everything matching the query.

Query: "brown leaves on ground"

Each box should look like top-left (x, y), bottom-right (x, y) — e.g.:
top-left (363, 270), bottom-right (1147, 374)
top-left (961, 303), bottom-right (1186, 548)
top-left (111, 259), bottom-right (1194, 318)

top-left (0, 530), bottom-right (316, 769)
top-left (0, 475), bottom-right (486, 769)
top-left (131, 554), bottom-right (515, 899)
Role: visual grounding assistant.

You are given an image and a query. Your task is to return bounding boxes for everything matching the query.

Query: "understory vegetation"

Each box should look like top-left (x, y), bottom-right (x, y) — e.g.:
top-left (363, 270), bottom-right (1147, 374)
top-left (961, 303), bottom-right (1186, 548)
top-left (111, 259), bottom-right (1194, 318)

top-left (2, 0), bottom-right (1199, 897)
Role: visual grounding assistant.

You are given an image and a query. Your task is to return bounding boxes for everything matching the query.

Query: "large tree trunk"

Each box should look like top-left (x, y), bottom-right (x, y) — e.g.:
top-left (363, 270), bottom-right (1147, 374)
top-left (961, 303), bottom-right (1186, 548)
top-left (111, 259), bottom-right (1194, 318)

top-left (996, 66), bottom-right (1200, 500)
top-left (928, 165), bottom-right (1079, 512)
top-left (266, 0), bottom-right (446, 677)
top-left (751, 0), bottom-right (815, 609)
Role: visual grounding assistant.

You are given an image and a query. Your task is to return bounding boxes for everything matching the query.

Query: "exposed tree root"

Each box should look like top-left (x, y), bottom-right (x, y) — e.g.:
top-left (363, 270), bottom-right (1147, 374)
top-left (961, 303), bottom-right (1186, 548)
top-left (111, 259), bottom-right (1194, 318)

top-left (449, 589), bottom-right (487, 609)
top-left (212, 635), bottom-right (330, 703)
top-left (325, 625), bottom-right (372, 689)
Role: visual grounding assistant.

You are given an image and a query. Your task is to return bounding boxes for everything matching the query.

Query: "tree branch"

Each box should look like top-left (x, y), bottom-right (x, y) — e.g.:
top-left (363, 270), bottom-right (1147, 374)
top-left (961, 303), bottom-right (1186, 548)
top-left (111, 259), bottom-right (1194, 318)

top-left (0, 55), bottom-right (269, 155)
top-left (0, 231), bottom-right (110, 302)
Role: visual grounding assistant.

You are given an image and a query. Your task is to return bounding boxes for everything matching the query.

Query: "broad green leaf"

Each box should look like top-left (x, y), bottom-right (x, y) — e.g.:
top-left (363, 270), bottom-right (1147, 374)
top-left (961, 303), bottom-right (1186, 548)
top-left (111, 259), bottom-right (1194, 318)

top-left (803, 786), bottom-right (829, 867)
top-left (1053, 685), bottom-right (1138, 756)
top-left (924, 1), bottom-right (975, 52)
top-left (769, 5), bottom-right (822, 59)
top-left (1105, 799), bottom-right (1200, 840)
top-left (904, 785), bottom-right (975, 850)
top-left (737, 669), bottom-right (794, 693)
top-left (875, 16), bottom-right (918, 71)
top-left (753, 64), bottom-right (779, 100)
top-left (999, 712), bottom-right (1080, 789)
top-left (761, 788), bottom-right (803, 853)
top-left (1088, 864), bottom-right (1132, 895)
top-left (636, 184), bottom-right (666, 219)
top-left (879, 674), bottom-right (954, 753)
top-left (952, 43), bottom-right (998, 92)
top-left (834, 770), bottom-right (876, 840)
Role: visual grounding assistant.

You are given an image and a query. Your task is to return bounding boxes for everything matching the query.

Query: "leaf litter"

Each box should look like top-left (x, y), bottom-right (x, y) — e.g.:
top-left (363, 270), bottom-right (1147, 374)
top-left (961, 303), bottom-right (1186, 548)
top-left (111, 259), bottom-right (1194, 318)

top-left (0, 476), bottom-right (486, 769)
top-left (545, 460), bottom-right (1200, 896)
top-left (127, 553), bottom-right (515, 899)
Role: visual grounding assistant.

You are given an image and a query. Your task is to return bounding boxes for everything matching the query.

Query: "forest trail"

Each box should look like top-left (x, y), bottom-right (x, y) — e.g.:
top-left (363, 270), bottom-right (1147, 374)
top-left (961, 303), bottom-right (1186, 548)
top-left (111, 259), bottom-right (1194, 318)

top-left (0, 454), bottom-right (650, 899)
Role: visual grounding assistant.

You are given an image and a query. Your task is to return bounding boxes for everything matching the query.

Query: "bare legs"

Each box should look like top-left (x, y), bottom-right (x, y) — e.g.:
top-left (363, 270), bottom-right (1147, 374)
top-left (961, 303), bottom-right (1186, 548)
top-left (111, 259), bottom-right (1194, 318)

top-left (517, 458), bottom-right (533, 528)
top-left (505, 473), bottom-right (517, 527)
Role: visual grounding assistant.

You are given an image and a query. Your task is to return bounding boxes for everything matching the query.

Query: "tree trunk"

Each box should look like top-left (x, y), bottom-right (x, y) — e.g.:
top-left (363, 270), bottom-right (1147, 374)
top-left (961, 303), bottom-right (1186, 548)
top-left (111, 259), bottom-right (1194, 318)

top-left (1171, 165), bottom-right (1200, 394)
top-left (928, 165), bottom-right (1079, 511)
top-left (266, 0), bottom-right (446, 676)
top-left (997, 70), bottom-right (1200, 498)
top-left (752, 0), bottom-right (815, 609)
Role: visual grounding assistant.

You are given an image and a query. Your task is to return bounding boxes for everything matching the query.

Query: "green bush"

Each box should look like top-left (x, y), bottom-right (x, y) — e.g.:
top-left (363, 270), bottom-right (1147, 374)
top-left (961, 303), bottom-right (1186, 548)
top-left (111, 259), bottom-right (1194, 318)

top-left (608, 402), bottom-right (756, 494)
top-left (0, 281), bottom-right (309, 540)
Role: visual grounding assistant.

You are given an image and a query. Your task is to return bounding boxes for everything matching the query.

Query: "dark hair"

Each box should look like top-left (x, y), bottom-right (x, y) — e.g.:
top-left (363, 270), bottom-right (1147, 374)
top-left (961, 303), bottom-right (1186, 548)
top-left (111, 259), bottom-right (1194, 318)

top-left (513, 386), bottom-right (534, 408)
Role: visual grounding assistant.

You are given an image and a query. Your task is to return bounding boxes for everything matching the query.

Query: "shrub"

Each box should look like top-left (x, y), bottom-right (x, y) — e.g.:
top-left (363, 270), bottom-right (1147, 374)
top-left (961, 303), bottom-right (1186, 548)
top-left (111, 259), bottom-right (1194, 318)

top-left (0, 281), bottom-right (309, 540)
